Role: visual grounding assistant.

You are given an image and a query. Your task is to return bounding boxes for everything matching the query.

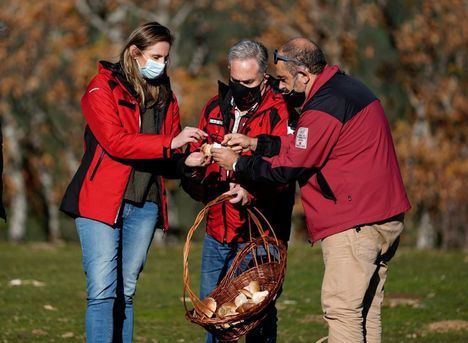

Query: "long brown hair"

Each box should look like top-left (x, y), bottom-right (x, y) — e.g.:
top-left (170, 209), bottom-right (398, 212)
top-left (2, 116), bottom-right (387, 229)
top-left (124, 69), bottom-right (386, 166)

top-left (120, 22), bottom-right (174, 109)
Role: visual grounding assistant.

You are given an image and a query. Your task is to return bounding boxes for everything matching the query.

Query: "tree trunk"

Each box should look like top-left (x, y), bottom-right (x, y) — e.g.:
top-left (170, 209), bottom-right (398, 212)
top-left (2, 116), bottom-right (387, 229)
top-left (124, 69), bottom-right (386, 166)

top-left (416, 210), bottom-right (437, 249)
top-left (38, 165), bottom-right (61, 243)
top-left (3, 113), bottom-right (27, 242)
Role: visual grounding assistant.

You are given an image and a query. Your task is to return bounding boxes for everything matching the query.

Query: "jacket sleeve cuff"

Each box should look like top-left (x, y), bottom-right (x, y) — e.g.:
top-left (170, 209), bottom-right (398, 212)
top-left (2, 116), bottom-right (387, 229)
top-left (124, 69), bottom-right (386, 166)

top-left (254, 134), bottom-right (281, 157)
top-left (162, 135), bottom-right (174, 159)
top-left (233, 155), bottom-right (249, 178)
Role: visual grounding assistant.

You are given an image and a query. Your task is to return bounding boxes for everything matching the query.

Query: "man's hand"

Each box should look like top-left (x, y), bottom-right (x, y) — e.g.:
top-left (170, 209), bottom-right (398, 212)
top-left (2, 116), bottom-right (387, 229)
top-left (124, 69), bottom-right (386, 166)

top-left (211, 147), bottom-right (239, 170)
top-left (224, 183), bottom-right (250, 206)
top-left (185, 151), bottom-right (211, 167)
top-left (222, 133), bottom-right (258, 153)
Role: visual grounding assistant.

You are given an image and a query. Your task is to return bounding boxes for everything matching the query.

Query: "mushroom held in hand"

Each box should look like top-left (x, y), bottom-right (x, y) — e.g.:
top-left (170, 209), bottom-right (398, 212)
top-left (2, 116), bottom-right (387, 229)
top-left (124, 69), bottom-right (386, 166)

top-left (201, 142), bottom-right (222, 157)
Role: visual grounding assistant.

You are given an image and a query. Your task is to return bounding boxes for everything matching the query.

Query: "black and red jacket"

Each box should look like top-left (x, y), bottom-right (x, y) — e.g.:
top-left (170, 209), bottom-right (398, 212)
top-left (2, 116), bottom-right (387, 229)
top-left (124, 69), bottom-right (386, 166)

top-left (182, 81), bottom-right (295, 243)
top-left (60, 61), bottom-right (181, 229)
top-left (235, 65), bottom-right (411, 242)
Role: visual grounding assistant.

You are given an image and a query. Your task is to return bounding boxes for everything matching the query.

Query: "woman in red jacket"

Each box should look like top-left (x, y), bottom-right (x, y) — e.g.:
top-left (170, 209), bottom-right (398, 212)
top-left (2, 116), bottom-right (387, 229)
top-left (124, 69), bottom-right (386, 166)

top-left (61, 22), bottom-right (206, 342)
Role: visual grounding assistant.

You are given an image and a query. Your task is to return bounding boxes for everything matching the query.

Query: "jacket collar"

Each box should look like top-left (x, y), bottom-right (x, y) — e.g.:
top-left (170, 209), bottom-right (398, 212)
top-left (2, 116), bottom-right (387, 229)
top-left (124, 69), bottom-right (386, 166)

top-left (301, 65), bottom-right (340, 111)
top-left (217, 76), bottom-right (284, 116)
top-left (98, 61), bottom-right (171, 100)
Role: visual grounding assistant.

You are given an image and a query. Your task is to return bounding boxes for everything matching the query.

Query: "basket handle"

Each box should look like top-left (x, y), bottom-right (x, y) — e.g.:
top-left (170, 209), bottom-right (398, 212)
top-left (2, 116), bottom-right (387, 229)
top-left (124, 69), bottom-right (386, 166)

top-left (182, 194), bottom-right (282, 317)
top-left (183, 194), bottom-right (233, 315)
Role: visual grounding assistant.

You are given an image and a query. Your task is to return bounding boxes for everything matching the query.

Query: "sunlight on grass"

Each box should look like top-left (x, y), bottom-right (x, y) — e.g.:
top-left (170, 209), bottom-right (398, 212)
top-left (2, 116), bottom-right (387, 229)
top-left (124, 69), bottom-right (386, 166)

top-left (0, 243), bottom-right (467, 342)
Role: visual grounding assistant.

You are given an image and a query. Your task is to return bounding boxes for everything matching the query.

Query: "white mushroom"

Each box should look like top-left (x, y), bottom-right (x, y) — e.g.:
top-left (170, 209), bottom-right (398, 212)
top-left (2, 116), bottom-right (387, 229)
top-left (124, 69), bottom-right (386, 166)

top-left (201, 142), bottom-right (224, 157)
top-left (234, 293), bottom-right (248, 308)
top-left (252, 291), bottom-right (269, 304)
top-left (201, 143), bottom-right (212, 157)
top-left (244, 280), bottom-right (260, 294)
top-left (237, 301), bottom-right (256, 313)
top-left (216, 302), bottom-right (238, 318)
top-left (239, 289), bottom-right (253, 299)
top-left (197, 297), bottom-right (217, 318)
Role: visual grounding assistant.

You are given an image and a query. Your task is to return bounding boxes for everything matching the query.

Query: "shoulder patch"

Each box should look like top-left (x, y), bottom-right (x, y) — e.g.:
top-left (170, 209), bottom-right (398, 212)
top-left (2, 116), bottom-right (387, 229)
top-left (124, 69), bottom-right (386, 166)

top-left (295, 127), bottom-right (308, 149)
top-left (209, 118), bottom-right (224, 126)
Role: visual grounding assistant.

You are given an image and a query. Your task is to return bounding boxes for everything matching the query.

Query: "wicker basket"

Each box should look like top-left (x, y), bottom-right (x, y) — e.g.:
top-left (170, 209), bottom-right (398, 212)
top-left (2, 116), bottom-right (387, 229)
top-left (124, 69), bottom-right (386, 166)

top-left (183, 194), bottom-right (287, 342)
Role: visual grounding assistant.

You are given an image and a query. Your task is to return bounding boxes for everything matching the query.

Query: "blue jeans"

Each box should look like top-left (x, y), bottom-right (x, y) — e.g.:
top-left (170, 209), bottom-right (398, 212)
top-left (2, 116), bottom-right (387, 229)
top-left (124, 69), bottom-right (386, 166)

top-left (76, 201), bottom-right (158, 343)
top-left (200, 234), bottom-right (278, 343)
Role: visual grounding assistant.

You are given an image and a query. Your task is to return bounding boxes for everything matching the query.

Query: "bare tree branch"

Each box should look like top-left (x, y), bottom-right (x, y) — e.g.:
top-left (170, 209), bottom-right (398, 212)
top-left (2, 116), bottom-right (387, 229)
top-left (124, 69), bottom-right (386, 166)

top-left (75, 0), bottom-right (124, 43)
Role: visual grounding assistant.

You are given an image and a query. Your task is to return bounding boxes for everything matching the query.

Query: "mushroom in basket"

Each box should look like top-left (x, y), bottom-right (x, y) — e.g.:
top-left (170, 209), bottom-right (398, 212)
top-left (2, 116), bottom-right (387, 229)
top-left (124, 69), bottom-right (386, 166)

top-left (197, 297), bottom-right (217, 318)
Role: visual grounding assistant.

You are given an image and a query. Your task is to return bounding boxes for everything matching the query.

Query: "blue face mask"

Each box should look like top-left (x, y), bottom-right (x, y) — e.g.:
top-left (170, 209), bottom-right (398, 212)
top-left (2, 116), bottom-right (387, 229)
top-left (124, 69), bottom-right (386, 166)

top-left (138, 57), bottom-right (166, 79)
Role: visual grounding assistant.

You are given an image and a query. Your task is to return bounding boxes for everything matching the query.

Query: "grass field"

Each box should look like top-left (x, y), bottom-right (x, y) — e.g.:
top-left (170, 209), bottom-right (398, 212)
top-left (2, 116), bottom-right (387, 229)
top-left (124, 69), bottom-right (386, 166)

top-left (0, 241), bottom-right (467, 342)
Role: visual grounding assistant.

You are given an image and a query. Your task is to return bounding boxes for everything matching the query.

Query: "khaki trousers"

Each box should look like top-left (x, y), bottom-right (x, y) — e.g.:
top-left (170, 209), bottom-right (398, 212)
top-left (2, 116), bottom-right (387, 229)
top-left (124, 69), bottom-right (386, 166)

top-left (320, 215), bottom-right (404, 343)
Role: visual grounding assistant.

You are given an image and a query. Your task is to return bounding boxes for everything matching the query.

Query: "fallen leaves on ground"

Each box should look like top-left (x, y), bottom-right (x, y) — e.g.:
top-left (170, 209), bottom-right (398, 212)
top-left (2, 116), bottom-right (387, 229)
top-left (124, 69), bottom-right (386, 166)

top-left (384, 293), bottom-right (422, 308)
top-left (43, 304), bottom-right (58, 311)
top-left (8, 279), bottom-right (46, 287)
top-left (426, 320), bottom-right (468, 333)
top-left (32, 329), bottom-right (47, 336)
top-left (299, 314), bottom-right (325, 325)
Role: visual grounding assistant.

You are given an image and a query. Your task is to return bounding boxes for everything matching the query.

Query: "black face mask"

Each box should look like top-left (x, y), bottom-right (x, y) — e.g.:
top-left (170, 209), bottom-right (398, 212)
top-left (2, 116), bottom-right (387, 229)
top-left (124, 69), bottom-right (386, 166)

top-left (283, 90), bottom-right (306, 108)
top-left (229, 80), bottom-right (262, 111)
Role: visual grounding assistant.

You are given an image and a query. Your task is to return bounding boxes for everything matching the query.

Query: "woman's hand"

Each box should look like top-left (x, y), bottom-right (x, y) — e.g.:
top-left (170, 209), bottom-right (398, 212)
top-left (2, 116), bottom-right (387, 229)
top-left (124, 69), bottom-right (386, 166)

top-left (171, 127), bottom-right (208, 149)
top-left (185, 151), bottom-right (211, 167)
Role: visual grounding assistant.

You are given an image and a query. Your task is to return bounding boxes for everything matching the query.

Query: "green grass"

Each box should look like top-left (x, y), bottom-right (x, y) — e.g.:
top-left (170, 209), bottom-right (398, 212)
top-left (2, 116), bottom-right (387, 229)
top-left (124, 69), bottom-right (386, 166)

top-left (0, 242), bottom-right (467, 342)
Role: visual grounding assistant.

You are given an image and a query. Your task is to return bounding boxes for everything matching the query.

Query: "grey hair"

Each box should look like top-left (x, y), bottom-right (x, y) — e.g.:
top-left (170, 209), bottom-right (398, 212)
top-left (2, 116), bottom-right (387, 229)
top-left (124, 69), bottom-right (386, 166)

top-left (228, 39), bottom-right (268, 74)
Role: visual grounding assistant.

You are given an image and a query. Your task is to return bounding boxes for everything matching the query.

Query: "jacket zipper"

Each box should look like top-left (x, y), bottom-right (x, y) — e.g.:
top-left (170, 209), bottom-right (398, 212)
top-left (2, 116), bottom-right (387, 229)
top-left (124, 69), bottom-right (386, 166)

top-left (114, 101), bottom-right (139, 223)
top-left (222, 201), bottom-right (228, 243)
top-left (113, 100), bottom-right (140, 224)
top-left (89, 150), bottom-right (105, 181)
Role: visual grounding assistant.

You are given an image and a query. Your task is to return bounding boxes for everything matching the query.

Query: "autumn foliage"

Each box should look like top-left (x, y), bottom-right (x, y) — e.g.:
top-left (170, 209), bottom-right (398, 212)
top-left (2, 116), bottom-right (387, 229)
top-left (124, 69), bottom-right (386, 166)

top-left (0, 0), bottom-right (466, 247)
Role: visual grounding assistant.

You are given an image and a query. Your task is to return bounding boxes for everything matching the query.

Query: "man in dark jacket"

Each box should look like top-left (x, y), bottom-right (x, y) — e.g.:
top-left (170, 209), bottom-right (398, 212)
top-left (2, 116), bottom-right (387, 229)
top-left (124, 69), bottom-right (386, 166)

top-left (212, 38), bottom-right (411, 343)
top-left (0, 122), bottom-right (6, 221)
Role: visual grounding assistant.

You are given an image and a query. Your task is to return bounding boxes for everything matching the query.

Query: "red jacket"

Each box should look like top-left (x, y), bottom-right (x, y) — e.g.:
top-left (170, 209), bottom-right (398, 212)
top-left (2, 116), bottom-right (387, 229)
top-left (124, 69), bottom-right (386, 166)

top-left (182, 81), bottom-right (295, 243)
top-left (61, 62), bottom-right (181, 229)
top-left (235, 65), bottom-right (411, 242)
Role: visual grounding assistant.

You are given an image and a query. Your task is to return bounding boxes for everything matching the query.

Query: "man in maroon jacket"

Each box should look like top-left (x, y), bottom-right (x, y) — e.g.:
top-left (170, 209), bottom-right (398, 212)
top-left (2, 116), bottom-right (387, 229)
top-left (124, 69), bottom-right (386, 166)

top-left (212, 38), bottom-right (411, 343)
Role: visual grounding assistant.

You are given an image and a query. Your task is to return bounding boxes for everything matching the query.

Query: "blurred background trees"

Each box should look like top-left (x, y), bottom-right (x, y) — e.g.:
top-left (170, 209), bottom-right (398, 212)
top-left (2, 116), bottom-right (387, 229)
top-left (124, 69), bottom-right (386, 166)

top-left (0, 0), bottom-right (466, 248)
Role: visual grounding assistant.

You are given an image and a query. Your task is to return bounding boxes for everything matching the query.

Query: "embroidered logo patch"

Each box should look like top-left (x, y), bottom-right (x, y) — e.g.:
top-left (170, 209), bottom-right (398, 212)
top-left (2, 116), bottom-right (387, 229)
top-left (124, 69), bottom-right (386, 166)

top-left (295, 127), bottom-right (308, 149)
top-left (209, 118), bottom-right (224, 126)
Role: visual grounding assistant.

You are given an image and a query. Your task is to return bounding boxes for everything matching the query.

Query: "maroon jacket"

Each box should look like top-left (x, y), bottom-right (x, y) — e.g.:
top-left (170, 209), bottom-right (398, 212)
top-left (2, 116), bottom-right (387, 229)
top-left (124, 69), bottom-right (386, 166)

top-left (182, 81), bottom-right (295, 243)
top-left (235, 65), bottom-right (411, 242)
top-left (61, 62), bottom-right (181, 229)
